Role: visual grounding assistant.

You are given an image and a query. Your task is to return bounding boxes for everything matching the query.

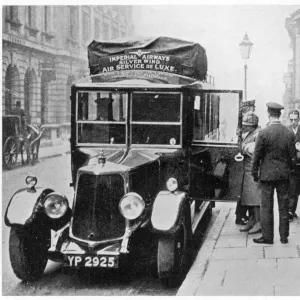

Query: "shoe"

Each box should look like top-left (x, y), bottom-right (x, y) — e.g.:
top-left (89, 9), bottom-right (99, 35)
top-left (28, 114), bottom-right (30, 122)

top-left (248, 222), bottom-right (262, 234)
top-left (288, 212), bottom-right (294, 220)
top-left (280, 238), bottom-right (288, 244)
top-left (240, 226), bottom-right (252, 232)
top-left (253, 237), bottom-right (273, 244)
top-left (239, 221), bottom-right (254, 232)
top-left (235, 218), bottom-right (248, 225)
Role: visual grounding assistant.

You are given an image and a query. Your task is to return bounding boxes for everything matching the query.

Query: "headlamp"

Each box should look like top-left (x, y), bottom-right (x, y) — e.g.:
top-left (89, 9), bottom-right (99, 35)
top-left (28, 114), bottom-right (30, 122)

top-left (166, 177), bottom-right (178, 192)
top-left (44, 193), bottom-right (69, 219)
top-left (119, 192), bottom-right (145, 220)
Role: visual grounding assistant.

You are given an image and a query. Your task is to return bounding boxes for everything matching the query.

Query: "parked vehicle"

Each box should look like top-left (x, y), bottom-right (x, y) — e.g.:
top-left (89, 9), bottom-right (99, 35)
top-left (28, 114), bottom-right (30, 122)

top-left (2, 115), bottom-right (22, 169)
top-left (2, 115), bottom-right (43, 169)
top-left (4, 37), bottom-right (244, 286)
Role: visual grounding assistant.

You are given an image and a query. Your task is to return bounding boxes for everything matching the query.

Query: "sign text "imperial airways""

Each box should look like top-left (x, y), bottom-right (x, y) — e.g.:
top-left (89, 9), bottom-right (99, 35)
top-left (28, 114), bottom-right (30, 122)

top-left (109, 54), bottom-right (171, 62)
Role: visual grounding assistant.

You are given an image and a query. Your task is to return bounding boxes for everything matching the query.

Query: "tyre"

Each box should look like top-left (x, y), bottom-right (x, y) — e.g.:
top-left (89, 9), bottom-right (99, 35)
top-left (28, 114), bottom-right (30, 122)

top-left (157, 211), bottom-right (192, 287)
top-left (117, 254), bottom-right (134, 283)
top-left (3, 137), bottom-right (19, 169)
top-left (9, 227), bottom-right (50, 281)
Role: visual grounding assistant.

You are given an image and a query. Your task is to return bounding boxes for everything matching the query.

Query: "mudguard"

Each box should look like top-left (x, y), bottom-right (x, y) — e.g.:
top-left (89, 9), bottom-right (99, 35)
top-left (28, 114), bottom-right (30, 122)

top-left (4, 187), bottom-right (54, 227)
top-left (151, 190), bottom-right (187, 234)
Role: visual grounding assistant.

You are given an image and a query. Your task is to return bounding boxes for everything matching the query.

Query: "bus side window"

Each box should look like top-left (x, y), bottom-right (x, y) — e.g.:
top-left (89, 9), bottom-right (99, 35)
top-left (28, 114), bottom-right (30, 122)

top-left (193, 95), bottom-right (205, 140)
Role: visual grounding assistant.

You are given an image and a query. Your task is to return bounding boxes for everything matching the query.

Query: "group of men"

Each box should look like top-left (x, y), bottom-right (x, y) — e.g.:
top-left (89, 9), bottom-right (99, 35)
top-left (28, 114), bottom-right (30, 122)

top-left (247, 102), bottom-right (299, 245)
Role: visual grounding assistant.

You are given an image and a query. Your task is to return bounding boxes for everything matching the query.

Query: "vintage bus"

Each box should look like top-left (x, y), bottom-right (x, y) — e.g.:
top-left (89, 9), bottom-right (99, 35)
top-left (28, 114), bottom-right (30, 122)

top-left (5, 37), bottom-right (244, 287)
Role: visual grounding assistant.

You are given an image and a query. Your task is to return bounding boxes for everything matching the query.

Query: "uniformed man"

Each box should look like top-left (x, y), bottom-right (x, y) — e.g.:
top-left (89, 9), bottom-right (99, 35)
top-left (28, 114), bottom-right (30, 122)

top-left (287, 110), bottom-right (300, 220)
top-left (251, 102), bottom-right (296, 244)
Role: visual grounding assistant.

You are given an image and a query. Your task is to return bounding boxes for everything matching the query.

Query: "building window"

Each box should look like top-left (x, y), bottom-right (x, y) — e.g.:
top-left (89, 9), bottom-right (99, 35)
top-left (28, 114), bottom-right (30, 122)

top-left (94, 18), bottom-right (100, 40)
top-left (28, 6), bottom-right (36, 28)
top-left (69, 6), bottom-right (77, 40)
top-left (5, 6), bottom-right (22, 31)
top-left (6, 6), bottom-right (19, 21)
top-left (82, 11), bottom-right (90, 43)
top-left (44, 6), bottom-right (50, 32)
top-left (26, 6), bottom-right (39, 37)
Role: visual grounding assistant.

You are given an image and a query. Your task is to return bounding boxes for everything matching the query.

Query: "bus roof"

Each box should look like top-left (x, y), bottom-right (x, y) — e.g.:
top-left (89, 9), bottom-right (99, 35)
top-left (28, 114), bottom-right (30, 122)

top-left (72, 78), bottom-right (215, 90)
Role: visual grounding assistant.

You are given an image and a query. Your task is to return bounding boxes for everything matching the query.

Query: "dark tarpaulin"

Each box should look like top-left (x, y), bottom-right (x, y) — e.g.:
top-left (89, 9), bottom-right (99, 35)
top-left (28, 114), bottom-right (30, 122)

top-left (87, 36), bottom-right (208, 81)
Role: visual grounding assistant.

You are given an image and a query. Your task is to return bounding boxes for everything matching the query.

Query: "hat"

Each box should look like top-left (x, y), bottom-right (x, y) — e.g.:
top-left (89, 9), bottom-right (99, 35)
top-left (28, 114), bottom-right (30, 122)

top-left (242, 111), bottom-right (259, 126)
top-left (266, 102), bottom-right (284, 111)
top-left (289, 110), bottom-right (299, 118)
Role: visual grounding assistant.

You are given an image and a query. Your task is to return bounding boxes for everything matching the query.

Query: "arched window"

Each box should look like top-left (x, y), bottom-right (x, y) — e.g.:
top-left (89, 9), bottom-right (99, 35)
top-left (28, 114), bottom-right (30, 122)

top-left (5, 64), bottom-right (20, 115)
top-left (41, 73), bottom-right (49, 124)
top-left (24, 69), bottom-right (37, 124)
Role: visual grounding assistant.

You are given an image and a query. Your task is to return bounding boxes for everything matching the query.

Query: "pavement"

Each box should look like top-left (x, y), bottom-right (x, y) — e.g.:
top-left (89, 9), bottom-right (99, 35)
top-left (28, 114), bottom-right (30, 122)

top-left (177, 200), bottom-right (300, 296)
top-left (39, 140), bottom-right (70, 159)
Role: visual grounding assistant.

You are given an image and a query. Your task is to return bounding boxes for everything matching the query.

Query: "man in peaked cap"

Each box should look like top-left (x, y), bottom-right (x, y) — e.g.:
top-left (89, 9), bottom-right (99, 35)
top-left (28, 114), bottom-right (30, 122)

top-left (251, 102), bottom-right (296, 244)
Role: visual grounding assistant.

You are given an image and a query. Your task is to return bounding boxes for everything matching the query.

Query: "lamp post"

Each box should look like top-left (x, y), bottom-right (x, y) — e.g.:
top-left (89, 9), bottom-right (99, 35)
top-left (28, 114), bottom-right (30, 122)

top-left (239, 33), bottom-right (253, 102)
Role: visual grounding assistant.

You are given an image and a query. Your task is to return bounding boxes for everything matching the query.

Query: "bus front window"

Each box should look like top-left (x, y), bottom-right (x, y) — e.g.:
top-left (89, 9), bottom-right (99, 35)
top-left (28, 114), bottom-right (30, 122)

top-left (131, 92), bottom-right (182, 146)
top-left (77, 91), bottom-right (127, 144)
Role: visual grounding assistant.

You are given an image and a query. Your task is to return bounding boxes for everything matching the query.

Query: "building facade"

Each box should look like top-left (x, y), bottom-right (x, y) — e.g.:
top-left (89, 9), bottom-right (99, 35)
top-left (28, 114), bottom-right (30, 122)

top-left (2, 6), bottom-right (134, 143)
top-left (283, 9), bottom-right (300, 120)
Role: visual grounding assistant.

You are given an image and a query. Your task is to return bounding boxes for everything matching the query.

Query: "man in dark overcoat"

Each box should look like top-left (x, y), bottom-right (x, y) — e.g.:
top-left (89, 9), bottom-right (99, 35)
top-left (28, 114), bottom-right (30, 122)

top-left (287, 109), bottom-right (300, 220)
top-left (251, 102), bottom-right (296, 244)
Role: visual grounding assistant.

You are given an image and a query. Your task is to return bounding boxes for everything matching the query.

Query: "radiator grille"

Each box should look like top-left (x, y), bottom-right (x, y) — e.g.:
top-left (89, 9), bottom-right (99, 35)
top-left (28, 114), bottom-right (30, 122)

top-left (72, 173), bottom-right (125, 241)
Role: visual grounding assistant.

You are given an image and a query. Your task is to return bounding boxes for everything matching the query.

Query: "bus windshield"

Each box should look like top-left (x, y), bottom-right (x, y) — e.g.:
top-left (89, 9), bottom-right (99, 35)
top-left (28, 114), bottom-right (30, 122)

top-left (131, 92), bottom-right (182, 146)
top-left (77, 91), bottom-right (127, 145)
top-left (76, 90), bottom-right (182, 146)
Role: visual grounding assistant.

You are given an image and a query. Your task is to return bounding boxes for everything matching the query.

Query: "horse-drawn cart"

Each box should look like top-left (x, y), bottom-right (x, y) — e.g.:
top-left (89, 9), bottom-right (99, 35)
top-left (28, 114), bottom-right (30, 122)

top-left (2, 115), bottom-right (43, 169)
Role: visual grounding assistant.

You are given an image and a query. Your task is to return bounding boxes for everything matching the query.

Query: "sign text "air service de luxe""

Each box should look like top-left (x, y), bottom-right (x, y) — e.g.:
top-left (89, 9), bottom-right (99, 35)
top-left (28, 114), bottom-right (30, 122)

top-left (97, 50), bottom-right (182, 75)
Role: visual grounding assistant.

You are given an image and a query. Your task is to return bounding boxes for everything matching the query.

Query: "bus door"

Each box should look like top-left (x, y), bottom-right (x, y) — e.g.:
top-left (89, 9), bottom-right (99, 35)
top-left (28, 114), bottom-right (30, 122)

top-left (190, 90), bottom-right (244, 202)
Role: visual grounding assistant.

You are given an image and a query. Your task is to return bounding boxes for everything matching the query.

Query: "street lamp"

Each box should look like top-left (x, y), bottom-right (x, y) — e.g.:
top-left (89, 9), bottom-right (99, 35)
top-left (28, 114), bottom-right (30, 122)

top-left (239, 33), bottom-right (253, 102)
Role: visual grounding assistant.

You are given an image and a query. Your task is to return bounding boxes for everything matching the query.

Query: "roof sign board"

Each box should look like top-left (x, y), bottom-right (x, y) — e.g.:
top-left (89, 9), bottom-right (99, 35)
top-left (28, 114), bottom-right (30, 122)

top-left (88, 36), bottom-right (208, 82)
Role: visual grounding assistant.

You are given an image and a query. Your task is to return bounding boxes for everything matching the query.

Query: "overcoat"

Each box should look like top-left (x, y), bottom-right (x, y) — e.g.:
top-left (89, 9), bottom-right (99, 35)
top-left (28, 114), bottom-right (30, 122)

top-left (252, 121), bottom-right (296, 181)
top-left (241, 128), bottom-right (261, 206)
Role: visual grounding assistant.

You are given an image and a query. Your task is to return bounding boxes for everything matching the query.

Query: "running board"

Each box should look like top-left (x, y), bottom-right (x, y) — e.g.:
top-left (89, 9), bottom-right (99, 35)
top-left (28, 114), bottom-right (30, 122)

top-left (192, 201), bottom-right (210, 234)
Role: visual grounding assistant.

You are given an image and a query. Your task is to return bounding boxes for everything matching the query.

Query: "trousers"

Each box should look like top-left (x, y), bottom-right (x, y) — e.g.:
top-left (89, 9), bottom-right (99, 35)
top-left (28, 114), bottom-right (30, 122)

top-left (260, 180), bottom-right (289, 241)
top-left (289, 172), bottom-right (300, 214)
top-left (235, 201), bottom-right (248, 218)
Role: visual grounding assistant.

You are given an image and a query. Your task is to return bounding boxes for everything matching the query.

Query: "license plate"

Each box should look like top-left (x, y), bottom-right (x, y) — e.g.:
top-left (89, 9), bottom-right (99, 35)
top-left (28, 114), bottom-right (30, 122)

top-left (67, 255), bottom-right (118, 268)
